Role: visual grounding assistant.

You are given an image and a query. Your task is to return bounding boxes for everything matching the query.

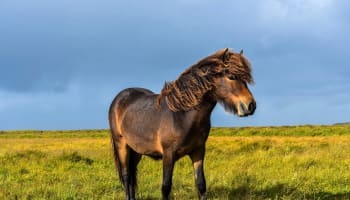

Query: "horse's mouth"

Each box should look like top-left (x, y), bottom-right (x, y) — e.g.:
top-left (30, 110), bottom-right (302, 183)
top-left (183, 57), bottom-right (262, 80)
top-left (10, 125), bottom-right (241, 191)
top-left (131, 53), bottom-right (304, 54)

top-left (237, 101), bottom-right (256, 117)
top-left (238, 113), bottom-right (249, 117)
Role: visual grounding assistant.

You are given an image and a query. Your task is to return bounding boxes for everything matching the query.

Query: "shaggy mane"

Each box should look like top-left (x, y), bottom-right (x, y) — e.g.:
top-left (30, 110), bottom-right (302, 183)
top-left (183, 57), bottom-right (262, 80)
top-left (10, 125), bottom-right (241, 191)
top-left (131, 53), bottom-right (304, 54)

top-left (158, 48), bottom-right (253, 112)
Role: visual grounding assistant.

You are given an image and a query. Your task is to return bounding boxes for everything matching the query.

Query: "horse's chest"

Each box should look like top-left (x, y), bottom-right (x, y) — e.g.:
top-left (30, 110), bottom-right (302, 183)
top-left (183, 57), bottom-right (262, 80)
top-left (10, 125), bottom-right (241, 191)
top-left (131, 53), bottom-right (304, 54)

top-left (174, 131), bottom-right (208, 157)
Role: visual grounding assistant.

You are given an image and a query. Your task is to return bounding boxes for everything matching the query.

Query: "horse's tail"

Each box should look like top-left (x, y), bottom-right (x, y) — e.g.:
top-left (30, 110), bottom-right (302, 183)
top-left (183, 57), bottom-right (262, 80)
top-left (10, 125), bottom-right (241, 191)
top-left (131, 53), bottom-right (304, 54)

top-left (108, 103), bottom-right (123, 185)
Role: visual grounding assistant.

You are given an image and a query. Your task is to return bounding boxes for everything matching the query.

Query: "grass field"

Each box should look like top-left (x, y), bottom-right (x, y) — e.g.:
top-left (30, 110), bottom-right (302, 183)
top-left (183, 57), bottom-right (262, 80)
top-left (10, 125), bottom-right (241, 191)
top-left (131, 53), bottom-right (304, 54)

top-left (1, 125), bottom-right (350, 199)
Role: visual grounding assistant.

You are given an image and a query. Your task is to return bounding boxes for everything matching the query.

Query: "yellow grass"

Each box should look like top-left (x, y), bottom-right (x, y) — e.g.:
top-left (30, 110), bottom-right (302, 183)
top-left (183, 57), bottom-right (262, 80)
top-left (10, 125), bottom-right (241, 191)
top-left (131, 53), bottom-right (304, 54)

top-left (1, 129), bottom-right (350, 199)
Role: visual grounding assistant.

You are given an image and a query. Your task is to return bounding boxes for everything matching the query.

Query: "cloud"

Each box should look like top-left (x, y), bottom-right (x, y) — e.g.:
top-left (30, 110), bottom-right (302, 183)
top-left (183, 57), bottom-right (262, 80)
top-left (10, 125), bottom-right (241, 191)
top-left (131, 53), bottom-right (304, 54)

top-left (258, 0), bottom-right (335, 28)
top-left (0, 0), bottom-right (349, 129)
top-left (0, 81), bottom-right (112, 130)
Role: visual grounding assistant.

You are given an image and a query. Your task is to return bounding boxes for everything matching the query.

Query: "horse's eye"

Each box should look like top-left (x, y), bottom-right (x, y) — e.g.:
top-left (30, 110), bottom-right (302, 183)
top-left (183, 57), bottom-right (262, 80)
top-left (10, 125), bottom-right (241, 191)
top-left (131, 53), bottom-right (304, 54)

top-left (227, 75), bottom-right (237, 80)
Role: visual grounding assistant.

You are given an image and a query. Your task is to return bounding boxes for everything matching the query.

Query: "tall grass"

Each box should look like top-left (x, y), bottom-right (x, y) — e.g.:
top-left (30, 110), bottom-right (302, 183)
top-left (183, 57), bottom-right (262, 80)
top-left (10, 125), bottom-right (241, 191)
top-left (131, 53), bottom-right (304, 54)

top-left (1, 127), bottom-right (350, 199)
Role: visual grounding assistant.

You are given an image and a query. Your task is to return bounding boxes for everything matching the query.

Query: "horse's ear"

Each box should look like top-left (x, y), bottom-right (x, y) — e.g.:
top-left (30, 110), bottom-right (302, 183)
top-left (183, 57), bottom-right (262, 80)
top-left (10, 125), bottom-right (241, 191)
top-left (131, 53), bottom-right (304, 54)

top-left (222, 48), bottom-right (230, 62)
top-left (240, 49), bottom-right (244, 56)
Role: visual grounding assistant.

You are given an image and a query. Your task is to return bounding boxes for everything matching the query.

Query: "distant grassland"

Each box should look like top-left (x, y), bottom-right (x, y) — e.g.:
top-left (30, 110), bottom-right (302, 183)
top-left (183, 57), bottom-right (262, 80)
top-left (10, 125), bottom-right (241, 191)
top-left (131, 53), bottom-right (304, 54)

top-left (1, 125), bottom-right (350, 138)
top-left (1, 125), bottom-right (350, 199)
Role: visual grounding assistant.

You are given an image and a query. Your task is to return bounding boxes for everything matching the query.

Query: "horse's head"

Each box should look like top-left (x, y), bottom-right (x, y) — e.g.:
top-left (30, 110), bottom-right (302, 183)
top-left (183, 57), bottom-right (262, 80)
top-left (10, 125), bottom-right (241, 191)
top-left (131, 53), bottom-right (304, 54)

top-left (213, 48), bottom-right (256, 117)
top-left (158, 48), bottom-right (256, 115)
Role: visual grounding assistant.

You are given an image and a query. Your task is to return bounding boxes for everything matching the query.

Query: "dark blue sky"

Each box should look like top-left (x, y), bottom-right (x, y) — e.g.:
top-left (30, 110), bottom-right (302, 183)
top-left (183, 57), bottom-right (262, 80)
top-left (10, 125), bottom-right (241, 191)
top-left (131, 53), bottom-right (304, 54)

top-left (1, 0), bottom-right (349, 130)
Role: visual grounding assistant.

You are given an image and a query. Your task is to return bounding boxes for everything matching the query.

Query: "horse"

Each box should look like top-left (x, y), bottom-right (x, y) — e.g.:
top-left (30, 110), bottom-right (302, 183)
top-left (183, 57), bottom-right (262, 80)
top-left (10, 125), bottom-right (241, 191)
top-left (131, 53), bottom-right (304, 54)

top-left (108, 48), bottom-right (256, 200)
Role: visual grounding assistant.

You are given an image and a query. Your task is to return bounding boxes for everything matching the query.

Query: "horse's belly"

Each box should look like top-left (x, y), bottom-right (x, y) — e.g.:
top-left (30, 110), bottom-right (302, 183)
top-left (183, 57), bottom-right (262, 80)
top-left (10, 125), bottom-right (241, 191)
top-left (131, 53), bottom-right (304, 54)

top-left (125, 135), bottom-right (163, 156)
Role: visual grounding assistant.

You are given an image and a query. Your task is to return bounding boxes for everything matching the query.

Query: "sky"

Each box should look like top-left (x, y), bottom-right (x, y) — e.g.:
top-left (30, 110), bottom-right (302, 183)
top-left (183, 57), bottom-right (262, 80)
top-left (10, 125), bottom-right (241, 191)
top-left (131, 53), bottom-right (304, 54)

top-left (1, 0), bottom-right (349, 130)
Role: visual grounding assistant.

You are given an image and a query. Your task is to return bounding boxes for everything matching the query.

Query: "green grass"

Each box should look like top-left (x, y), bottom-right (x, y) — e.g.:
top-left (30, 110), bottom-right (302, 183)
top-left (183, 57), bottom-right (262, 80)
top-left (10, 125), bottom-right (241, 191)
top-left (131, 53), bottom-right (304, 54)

top-left (211, 125), bottom-right (350, 136)
top-left (0, 129), bottom-right (107, 138)
top-left (1, 126), bottom-right (350, 199)
top-left (1, 125), bottom-right (349, 139)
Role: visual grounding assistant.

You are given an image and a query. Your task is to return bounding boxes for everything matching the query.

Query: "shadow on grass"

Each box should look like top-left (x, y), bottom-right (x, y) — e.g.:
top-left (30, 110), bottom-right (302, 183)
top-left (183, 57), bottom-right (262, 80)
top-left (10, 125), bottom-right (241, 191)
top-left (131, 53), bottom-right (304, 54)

top-left (140, 198), bottom-right (158, 200)
top-left (208, 183), bottom-right (350, 200)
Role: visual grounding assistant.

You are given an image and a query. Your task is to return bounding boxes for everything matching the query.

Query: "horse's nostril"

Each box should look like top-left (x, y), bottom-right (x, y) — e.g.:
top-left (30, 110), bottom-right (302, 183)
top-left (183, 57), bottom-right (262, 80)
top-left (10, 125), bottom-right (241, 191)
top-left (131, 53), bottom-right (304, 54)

top-left (248, 101), bottom-right (256, 113)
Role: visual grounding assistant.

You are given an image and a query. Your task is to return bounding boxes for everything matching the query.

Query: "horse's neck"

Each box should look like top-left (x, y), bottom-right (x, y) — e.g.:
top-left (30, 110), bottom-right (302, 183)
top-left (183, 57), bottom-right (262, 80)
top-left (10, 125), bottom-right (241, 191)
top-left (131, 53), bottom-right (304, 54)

top-left (159, 92), bottom-right (217, 124)
top-left (191, 94), bottom-right (217, 123)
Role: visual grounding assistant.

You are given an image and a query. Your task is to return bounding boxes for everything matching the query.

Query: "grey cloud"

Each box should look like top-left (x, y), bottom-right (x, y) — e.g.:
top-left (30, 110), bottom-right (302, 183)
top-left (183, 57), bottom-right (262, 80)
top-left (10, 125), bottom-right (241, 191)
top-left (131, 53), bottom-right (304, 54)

top-left (0, 0), bottom-right (349, 129)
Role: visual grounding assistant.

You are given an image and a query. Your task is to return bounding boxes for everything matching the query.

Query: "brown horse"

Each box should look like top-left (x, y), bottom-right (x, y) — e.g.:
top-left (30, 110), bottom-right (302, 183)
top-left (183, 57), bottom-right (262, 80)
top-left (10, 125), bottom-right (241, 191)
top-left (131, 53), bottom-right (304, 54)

top-left (109, 48), bottom-right (256, 200)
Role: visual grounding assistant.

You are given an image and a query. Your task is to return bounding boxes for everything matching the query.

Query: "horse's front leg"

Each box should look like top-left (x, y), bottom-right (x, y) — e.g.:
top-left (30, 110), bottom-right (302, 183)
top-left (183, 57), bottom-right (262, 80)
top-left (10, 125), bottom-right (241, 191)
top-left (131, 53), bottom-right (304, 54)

top-left (162, 152), bottom-right (175, 200)
top-left (190, 147), bottom-right (207, 200)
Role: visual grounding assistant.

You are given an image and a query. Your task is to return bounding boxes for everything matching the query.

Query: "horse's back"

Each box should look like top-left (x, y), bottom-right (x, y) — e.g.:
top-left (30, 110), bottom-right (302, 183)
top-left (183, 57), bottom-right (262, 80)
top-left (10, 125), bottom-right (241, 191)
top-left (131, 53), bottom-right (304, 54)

top-left (111, 87), bottom-right (153, 104)
top-left (109, 87), bottom-right (163, 156)
top-left (110, 87), bottom-right (153, 113)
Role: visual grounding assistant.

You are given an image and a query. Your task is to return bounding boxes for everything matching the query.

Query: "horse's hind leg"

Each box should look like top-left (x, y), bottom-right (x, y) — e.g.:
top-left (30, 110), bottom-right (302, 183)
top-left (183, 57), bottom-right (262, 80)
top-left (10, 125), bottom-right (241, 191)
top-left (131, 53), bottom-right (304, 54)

top-left (115, 139), bottom-right (141, 200)
top-left (114, 138), bottom-right (133, 200)
top-left (128, 150), bottom-right (142, 199)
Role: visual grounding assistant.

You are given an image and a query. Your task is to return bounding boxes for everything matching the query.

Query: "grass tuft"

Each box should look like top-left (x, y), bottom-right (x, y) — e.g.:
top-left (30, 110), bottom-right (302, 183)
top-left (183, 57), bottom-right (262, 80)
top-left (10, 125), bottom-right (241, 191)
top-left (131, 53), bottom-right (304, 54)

top-left (59, 151), bottom-right (94, 165)
top-left (237, 140), bottom-right (273, 153)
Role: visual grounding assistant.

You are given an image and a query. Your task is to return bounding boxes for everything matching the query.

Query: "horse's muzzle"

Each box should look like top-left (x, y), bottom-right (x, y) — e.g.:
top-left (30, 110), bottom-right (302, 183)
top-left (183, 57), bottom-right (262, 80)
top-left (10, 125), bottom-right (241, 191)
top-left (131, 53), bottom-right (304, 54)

top-left (238, 101), bottom-right (256, 117)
